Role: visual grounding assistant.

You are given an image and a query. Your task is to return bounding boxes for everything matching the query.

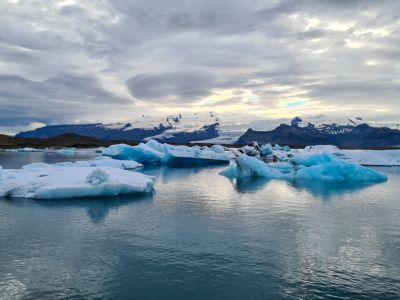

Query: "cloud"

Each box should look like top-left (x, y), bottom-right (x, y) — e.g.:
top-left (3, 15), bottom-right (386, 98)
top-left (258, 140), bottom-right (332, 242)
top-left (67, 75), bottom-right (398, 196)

top-left (0, 73), bottom-right (130, 126)
top-left (1, 0), bottom-right (400, 131)
top-left (126, 71), bottom-right (215, 102)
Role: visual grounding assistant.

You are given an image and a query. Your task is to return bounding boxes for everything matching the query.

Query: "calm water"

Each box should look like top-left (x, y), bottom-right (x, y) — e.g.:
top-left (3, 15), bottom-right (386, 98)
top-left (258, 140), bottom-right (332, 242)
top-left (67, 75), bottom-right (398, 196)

top-left (0, 151), bottom-right (399, 299)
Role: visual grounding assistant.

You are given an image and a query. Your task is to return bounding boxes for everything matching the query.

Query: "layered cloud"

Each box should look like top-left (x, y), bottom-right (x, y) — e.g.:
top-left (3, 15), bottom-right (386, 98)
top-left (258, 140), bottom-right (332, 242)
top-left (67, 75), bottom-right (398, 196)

top-left (1, 0), bottom-right (400, 131)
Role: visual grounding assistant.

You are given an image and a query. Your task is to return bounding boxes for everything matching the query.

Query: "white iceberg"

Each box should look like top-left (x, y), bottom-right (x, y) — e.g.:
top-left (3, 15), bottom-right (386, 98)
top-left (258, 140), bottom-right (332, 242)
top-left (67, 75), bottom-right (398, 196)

top-left (337, 150), bottom-right (400, 166)
top-left (23, 157), bottom-right (143, 170)
top-left (56, 148), bottom-right (76, 156)
top-left (0, 166), bottom-right (154, 199)
top-left (102, 140), bottom-right (230, 165)
top-left (221, 152), bottom-right (388, 182)
top-left (16, 147), bottom-right (43, 152)
top-left (304, 145), bottom-right (340, 153)
top-left (162, 145), bottom-right (230, 165)
top-left (210, 145), bottom-right (225, 154)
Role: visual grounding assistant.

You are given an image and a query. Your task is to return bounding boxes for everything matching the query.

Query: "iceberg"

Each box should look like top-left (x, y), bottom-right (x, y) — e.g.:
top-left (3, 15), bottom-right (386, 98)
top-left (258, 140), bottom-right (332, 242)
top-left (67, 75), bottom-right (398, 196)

top-left (102, 143), bottom-right (164, 164)
top-left (221, 155), bottom-right (290, 179)
top-left (16, 147), bottom-right (43, 152)
top-left (56, 148), bottom-right (75, 156)
top-left (221, 152), bottom-right (388, 182)
top-left (304, 145), bottom-right (340, 153)
top-left (163, 146), bottom-right (230, 165)
top-left (337, 149), bottom-right (400, 166)
top-left (292, 152), bottom-right (388, 182)
top-left (260, 144), bottom-right (273, 156)
top-left (102, 140), bottom-right (230, 165)
top-left (0, 166), bottom-right (154, 199)
top-left (210, 145), bottom-right (225, 154)
top-left (23, 157), bottom-right (143, 170)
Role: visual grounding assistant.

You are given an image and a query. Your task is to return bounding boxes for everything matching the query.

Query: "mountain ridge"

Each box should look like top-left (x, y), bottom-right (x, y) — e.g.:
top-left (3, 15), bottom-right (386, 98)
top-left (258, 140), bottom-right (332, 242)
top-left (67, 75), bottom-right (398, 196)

top-left (236, 121), bottom-right (400, 147)
top-left (14, 113), bottom-right (400, 147)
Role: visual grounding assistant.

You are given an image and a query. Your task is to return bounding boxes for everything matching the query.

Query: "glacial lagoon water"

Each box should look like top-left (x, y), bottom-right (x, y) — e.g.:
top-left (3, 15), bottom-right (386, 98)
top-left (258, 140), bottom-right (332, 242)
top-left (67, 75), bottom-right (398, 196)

top-left (0, 151), bottom-right (399, 299)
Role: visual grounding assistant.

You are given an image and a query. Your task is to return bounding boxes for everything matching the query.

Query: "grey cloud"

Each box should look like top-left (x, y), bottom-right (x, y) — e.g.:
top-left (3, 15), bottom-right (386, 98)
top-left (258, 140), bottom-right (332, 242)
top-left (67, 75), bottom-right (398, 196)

top-left (0, 73), bottom-right (130, 126)
top-left (2, 0), bottom-right (400, 130)
top-left (307, 80), bottom-right (400, 105)
top-left (126, 72), bottom-right (215, 102)
top-left (126, 71), bottom-right (248, 103)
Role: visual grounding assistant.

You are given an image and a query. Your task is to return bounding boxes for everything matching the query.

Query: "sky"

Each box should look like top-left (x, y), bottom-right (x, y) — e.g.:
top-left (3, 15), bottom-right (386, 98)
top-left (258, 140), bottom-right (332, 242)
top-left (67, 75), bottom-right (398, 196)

top-left (1, 0), bottom-right (400, 133)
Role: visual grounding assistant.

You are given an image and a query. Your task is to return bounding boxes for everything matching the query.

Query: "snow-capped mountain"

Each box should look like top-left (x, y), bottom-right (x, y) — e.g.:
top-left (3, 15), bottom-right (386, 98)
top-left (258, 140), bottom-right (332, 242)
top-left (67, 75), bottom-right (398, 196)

top-left (16, 113), bottom-right (400, 146)
top-left (16, 112), bottom-right (220, 143)
top-left (237, 117), bottom-right (400, 147)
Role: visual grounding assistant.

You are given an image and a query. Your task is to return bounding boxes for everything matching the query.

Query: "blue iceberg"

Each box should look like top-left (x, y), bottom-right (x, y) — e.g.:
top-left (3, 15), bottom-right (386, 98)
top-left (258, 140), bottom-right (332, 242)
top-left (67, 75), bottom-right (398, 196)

top-left (102, 143), bottom-right (164, 164)
top-left (102, 140), bottom-right (230, 166)
top-left (221, 152), bottom-right (388, 182)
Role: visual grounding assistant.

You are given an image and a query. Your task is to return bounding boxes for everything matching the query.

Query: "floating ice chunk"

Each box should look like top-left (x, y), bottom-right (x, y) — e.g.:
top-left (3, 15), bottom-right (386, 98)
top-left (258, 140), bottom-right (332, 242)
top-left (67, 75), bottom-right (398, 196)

top-left (241, 145), bottom-right (260, 157)
top-left (221, 152), bottom-right (387, 182)
top-left (336, 150), bottom-right (400, 166)
top-left (163, 146), bottom-right (230, 165)
top-left (219, 163), bottom-right (237, 178)
top-left (102, 143), bottom-right (164, 164)
top-left (23, 157), bottom-right (142, 170)
top-left (260, 144), bottom-right (273, 156)
top-left (304, 145), bottom-right (340, 152)
top-left (283, 145), bottom-right (291, 152)
top-left (17, 148), bottom-right (43, 152)
top-left (145, 139), bottom-right (165, 152)
top-left (236, 155), bottom-right (289, 179)
top-left (210, 145), bottom-right (225, 154)
top-left (56, 148), bottom-right (75, 156)
top-left (293, 152), bottom-right (388, 182)
top-left (102, 140), bottom-right (230, 165)
top-left (0, 167), bottom-right (154, 199)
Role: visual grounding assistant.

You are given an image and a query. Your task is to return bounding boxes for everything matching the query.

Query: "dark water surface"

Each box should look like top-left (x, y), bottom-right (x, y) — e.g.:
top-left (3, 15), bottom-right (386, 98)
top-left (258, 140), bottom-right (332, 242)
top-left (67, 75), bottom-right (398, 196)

top-left (0, 152), bottom-right (399, 299)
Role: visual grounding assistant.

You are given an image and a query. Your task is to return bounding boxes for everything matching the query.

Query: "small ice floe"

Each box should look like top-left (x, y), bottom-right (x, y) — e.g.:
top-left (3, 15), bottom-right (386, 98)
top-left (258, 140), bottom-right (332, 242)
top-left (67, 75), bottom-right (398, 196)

top-left (102, 140), bottom-right (230, 165)
top-left (16, 148), bottom-right (43, 152)
top-left (23, 157), bottom-right (143, 170)
top-left (56, 148), bottom-right (76, 156)
top-left (0, 166), bottom-right (154, 199)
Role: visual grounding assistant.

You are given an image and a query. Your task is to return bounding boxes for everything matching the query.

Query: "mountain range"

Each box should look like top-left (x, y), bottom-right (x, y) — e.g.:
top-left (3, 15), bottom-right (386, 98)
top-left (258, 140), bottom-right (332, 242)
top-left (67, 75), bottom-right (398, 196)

top-left (15, 113), bottom-right (400, 147)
